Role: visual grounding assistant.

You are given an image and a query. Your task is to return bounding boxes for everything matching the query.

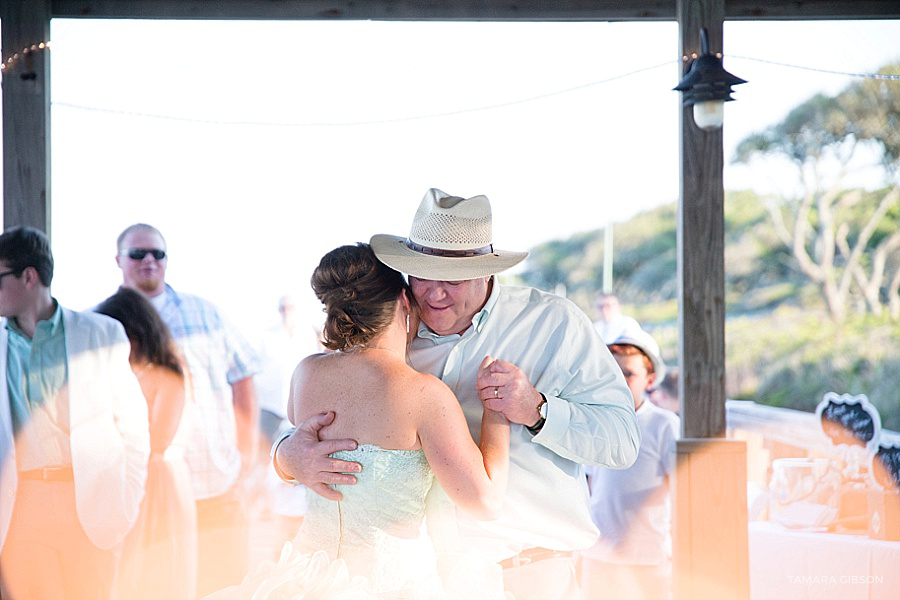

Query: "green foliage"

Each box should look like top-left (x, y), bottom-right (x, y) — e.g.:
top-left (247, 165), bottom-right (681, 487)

top-left (832, 63), bottom-right (900, 171)
top-left (521, 187), bottom-right (900, 429)
top-left (733, 63), bottom-right (900, 174)
top-left (731, 62), bottom-right (900, 322)
top-left (727, 307), bottom-right (900, 430)
top-left (520, 189), bottom-right (808, 314)
top-left (518, 63), bottom-right (900, 429)
top-left (733, 93), bottom-right (847, 165)
top-left (518, 231), bottom-right (596, 292)
top-left (518, 203), bottom-right (680, 316)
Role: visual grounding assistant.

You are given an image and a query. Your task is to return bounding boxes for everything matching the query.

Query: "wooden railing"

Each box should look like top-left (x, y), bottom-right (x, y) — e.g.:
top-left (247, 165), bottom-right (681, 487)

top-left (726, 400), bottom-right (900, 453)
top-left (726, 399), bottom-right (900, 493)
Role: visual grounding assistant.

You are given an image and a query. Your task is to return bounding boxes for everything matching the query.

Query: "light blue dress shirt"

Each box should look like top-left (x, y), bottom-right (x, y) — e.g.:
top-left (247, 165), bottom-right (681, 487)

top-left (6, 302), bottom-right (71, 469)
top-left (410, 282), bottom-right (640, 559)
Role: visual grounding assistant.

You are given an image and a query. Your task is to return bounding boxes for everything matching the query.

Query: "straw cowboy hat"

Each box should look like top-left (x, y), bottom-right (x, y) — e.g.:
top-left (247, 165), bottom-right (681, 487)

top-left (609, 327), bottom-right (667, 386)
top-left (370, 188), bottom-right (528, 281)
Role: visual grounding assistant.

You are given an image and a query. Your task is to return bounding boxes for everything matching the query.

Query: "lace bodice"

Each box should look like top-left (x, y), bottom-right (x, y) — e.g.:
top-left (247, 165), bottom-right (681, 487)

top-left (293, 445), bottom-right (439, 593)
top-left (204, 445), bottom-right (510, 599)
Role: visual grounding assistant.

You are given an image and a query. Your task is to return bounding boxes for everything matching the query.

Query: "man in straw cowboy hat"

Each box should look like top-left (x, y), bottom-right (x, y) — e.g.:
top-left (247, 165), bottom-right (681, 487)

top-left (274, 188), bottom-right (640, 599)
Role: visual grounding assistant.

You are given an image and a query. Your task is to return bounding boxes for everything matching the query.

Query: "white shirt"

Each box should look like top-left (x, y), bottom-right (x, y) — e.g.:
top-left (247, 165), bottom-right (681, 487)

top-left (410, 282), bottom-right (640, 560)
top-left (593, 314), bottom-right (642, 344)
top-left (583, 400), bottom-right (680, 565)
top-left (255, 324), bottom-right (321, 418)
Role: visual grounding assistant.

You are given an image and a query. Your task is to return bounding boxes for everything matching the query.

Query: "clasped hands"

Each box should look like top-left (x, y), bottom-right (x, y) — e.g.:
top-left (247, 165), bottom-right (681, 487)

top-left (475, 355), bottom-right (543, 428)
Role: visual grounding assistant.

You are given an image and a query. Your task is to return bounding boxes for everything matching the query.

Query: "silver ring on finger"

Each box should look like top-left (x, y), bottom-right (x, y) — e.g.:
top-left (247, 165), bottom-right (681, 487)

top-left (494, 386), bottom-right (500, 398)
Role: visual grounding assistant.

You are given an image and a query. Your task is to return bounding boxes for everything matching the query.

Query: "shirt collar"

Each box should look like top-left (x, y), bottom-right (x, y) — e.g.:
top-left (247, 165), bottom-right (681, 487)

top-left (635, 397), bottom-right (650, 414)
top-left (5, 299), bottom-right (63, 338)
top-left (473, 278), bottom-right (501, 332)
top-left (415, 277), bottom-right (501, 343)
top-left (150, 285), bottom-right (173, 311)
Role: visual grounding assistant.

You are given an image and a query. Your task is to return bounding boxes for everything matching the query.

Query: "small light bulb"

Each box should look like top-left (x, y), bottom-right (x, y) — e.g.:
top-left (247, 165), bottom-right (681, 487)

top-left (692, 100), bottom-right (725, 130)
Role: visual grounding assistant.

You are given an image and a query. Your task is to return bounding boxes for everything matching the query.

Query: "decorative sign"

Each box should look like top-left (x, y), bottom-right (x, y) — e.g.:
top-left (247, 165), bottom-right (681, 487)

top-left (815, 392), bottom-right (882, 456)
top-left (870, 443), bottom-right (900, 492)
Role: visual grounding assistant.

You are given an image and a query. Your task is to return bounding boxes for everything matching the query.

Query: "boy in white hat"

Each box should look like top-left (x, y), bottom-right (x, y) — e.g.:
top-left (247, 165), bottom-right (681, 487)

top-left (581, 328), bottom-right (680, 600)
top-left (275, 188), bottom-right (640, 600)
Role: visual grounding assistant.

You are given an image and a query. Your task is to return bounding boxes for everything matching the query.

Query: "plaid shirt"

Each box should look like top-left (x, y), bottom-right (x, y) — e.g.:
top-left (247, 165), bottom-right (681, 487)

top-left (157, 285), bottom-right (258, 499)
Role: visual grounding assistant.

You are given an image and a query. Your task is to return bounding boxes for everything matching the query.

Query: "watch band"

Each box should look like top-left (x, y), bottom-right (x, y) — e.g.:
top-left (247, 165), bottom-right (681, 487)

top-left (527, 393), bottom-right (548, 435)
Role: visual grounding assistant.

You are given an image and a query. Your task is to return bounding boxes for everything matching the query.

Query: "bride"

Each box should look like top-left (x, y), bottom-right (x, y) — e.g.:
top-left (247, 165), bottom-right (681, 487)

top-left (206, 243), bottom-right (511, 599)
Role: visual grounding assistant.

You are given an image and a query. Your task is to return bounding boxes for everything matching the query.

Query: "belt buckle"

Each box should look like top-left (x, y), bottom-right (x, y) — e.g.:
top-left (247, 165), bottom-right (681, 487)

top-left (500, 547), bottom-right (553, 569)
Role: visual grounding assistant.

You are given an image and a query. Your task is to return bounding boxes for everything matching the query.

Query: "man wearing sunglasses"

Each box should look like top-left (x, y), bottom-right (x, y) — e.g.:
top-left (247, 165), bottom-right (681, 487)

top-left (116, 223), bottom-right (259, 596)
top-left (0, 226), bottom-right (150, 599)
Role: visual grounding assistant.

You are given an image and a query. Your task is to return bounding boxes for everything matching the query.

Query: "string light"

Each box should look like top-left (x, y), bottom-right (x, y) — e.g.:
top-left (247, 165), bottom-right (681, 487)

top-left (684, 53), bottom-right (724, 61)
top-left (729, 54), bottom-right (900, 81)
top-left (54, 60), bottom-right (677, 127)
top-left (2, 37), bottom-right (892, 124)
top-left (0, 41), bottom-right (51, 77)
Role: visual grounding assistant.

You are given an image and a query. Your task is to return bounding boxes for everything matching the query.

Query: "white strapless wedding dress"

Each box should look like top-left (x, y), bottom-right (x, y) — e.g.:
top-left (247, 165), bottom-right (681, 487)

top-left (204, 445), bottom-right (512, 600)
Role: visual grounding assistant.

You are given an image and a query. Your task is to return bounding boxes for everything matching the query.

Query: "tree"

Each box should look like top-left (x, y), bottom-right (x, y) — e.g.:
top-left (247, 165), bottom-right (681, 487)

top-left (733, 64), bottom-right (900, 322)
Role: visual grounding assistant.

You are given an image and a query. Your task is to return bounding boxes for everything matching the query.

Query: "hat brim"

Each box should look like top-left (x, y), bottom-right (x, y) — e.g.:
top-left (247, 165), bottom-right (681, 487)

top-left (370, 234), bottom-right (528, 281)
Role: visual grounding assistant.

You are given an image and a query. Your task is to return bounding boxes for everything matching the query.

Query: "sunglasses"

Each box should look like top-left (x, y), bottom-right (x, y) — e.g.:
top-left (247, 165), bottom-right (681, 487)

top-left (0, 269), bottom-right (22, 287)
top-left (122, 248), bottom-right (167, 261)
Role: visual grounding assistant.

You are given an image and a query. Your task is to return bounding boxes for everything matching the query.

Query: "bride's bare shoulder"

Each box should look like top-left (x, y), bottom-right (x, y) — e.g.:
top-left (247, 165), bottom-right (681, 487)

top-left (396, 368), bottom-right (455, 404)
top-left (288, 352), bottom-right (333, 383)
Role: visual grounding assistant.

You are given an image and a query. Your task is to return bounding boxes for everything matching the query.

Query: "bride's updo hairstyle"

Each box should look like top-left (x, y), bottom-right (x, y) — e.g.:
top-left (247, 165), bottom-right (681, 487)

top-left (312, 243), bottom-right (409, 352)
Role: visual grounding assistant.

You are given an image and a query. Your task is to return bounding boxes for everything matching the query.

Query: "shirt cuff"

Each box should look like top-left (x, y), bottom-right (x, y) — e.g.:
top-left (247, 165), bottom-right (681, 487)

top-left (270, 426), bottom-right (299, 484)
top-left (530, 394), bottom-right (565, 444)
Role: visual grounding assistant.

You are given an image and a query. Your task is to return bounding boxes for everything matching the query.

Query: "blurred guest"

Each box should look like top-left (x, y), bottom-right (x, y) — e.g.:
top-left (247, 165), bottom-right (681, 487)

top-left (649, 366), bottom-right (679, 415)
top-left (581, 328), bottom-right (679, 600)
top-left (116, 223), bottom-right (259, 597)
top-left (0, 226), bottom-right (149, 600)
top-left (255, 295), bottom-right (322, 447)
top-left (593, 293), bottom-right (642, 343)
top-left (96, 287), bottom-right (197, 600)
top-left (253, 295), bottom-right (322, 547)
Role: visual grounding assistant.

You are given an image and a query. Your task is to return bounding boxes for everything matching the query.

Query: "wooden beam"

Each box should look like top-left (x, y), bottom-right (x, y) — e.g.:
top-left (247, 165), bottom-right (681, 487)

top-left (50, 0), bottom-right (674, 21)
top-left (1, 0), bottom-right (52, 234)
top-left (726, 0), bottom-right (900, 20)
top-left (49, 0), bottom-right (900, 21)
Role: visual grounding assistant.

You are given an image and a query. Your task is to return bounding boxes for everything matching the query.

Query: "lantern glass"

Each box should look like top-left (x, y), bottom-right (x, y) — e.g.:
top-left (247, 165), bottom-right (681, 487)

top-left (692, 100), bottom-right (725, 130)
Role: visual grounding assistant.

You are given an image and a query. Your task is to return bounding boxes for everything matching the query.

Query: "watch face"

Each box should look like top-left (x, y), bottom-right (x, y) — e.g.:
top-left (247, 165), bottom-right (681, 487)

top-left (539, 401), bottom-right (548, 419)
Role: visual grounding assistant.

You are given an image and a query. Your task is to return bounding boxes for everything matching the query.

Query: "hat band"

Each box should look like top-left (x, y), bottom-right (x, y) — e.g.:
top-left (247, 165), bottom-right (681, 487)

top-left (406, 239), bottom-right (494, 258)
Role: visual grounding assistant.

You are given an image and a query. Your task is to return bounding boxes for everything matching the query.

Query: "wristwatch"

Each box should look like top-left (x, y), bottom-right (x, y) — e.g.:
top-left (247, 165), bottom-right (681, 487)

top-left (271, 427), bottom-right (300, 484)
top-left (527, 393), bottom-right (548, 435)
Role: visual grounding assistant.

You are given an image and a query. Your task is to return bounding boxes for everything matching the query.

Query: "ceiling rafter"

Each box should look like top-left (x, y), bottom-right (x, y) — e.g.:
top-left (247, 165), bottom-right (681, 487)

top-left (49, 0), bottom-right (900, 22)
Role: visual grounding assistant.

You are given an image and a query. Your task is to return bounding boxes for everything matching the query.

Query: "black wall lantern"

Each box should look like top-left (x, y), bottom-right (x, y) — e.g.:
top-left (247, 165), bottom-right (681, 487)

top-left (674, 28), bottom-right (747, 130)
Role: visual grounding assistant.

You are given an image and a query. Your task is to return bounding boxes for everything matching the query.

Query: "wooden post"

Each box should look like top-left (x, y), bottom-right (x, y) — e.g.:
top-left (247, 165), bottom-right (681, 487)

top-left (677, 1), bottom-right (726, 441)
top-left (674, 1), bottom-right (749, 599)
top-left (673, 439), bottom-right (750, 599)
top-left (1, 0), bottom-right (52, 234)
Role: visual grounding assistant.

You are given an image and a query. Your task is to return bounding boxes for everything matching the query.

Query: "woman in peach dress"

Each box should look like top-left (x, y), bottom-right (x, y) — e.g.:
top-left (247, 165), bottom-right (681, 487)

top-left (97, 287), bottom-right (197, 600)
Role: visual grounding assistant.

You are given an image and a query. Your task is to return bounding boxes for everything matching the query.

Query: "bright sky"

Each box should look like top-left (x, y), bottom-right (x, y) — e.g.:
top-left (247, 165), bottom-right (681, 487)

top-left (29, 18), bottom-right (900, 338)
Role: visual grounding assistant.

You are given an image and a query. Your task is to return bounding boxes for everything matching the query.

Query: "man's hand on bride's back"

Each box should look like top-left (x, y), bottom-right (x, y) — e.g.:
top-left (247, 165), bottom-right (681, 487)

top-left (276, 411), bottom-right (362, 501)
